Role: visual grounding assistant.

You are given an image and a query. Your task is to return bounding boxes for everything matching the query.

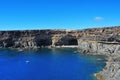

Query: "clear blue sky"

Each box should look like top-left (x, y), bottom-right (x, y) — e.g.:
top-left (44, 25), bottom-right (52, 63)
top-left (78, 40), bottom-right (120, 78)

top-left (0, 0), bottom-right (120, 30)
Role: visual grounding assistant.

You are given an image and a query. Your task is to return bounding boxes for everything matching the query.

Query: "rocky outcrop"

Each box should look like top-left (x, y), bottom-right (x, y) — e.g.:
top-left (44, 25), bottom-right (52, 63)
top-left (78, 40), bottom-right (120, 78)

top-left (78, 40), bottom-right (120, 80)
top-left (98, 55), bottom-right (120, 80)
top-left (77, 26), bottom-right (120, 80)
top-left (78, 40), bottom-right (120, 55)
top-left (1, 26), bottom-right (120, 80)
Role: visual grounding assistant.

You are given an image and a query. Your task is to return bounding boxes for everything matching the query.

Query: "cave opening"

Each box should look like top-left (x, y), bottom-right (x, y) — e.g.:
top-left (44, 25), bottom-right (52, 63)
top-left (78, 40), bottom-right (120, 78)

top-left (36, 39), bottom-right (52, 47)
top-left (68, 38), bottom-right (78, 45)
top-left (55, 35), bottom-right (79, 46)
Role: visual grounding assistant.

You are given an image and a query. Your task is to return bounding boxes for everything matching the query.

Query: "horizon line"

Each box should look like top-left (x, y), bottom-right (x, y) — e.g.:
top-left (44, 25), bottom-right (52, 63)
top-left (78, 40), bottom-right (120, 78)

top-left (0, 26), bottom-right (119, 31)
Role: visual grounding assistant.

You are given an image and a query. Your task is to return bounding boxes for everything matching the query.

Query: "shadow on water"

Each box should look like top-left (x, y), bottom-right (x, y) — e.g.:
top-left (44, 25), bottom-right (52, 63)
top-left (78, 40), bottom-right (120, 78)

top-left (0, 48), bottom-right (106, 80)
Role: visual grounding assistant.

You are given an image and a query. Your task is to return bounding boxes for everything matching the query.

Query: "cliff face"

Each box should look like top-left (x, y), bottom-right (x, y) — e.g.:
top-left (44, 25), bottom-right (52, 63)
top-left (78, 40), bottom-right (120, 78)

top-left (1, 26), bottom-right (120, 49)
top-left (1, 27), bottom-right (120, 55)
top-left (1, 26), bottom-right (120, 80)
top-left (78, 40), bottom-right (120, 55)
top-left (0, 30), bottom-right (79, 48)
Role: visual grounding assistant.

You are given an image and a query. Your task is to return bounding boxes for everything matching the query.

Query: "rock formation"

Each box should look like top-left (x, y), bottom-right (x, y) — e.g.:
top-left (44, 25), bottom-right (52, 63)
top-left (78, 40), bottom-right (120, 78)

top-left (0, 26), bottom-right (120, 80)
top-left (0, 29), bottom-right (79, 48)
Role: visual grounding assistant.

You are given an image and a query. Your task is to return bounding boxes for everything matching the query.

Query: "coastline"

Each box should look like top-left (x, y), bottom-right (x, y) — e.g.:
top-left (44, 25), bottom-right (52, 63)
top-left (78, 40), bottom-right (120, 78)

top-left (0, 27), bottom-right (119, 80)
top-left (94, 73), bottom-right (104, 80)
top-left (51, 45), bottom-right (78, 48)
top-left (78, 40), bottom-right (120, 80)
top-left (0, 45), bottom-right (79, 51)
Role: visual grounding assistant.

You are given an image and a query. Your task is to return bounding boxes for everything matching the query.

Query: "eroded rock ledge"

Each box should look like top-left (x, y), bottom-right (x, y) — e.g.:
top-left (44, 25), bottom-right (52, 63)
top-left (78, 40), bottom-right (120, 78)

top-left (0, 26), bottom-right (120, 80)
top-left (98, 55), bottom-right (120, 80)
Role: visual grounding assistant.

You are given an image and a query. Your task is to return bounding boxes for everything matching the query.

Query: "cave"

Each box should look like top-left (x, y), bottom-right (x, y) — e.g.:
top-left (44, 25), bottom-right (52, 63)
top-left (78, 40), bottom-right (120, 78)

top-left (68, 39), bottom-right (78, 45)
top-left (36, 39), bottom-right (52, 47)
top-left (55, 34), bottom-right (78, 46)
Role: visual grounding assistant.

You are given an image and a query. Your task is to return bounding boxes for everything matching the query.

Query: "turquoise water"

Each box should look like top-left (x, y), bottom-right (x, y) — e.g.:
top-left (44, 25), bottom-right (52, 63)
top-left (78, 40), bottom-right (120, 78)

top-left (0, 48), bottom-right (106, 80)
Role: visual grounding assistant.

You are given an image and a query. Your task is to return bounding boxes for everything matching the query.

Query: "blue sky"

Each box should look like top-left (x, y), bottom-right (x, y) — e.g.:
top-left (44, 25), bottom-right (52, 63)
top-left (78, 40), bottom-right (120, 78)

top-left (0, 0), bottom-right (120, 30)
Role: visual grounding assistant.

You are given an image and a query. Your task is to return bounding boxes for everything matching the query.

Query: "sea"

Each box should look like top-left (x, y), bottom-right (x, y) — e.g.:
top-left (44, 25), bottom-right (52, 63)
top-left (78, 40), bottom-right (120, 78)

top-left (0, 48), bottom-right (106, 80)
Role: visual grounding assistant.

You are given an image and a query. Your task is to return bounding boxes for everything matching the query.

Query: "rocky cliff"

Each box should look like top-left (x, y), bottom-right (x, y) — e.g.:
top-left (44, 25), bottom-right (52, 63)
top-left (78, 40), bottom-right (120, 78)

top-left (0, 30), bottom-right (79, 49)
top-left (1, 26), bottom-right (120, 49)
top-left (78, 40), bottom-right (120, 55)
top-left (0, 26), bottom-right (120, 80)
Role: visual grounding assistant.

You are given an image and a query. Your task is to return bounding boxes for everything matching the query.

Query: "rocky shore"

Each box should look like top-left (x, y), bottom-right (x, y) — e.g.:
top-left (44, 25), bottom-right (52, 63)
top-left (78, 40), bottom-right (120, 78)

top-left (0, 26), bottom-right (120, 80)
top-left (96, 55), bottom-right (120, 80)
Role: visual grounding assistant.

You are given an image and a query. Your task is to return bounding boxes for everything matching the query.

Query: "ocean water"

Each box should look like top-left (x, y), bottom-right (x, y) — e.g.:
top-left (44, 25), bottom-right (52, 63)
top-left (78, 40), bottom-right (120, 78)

top-left (0, 48), bottom-right (106, 80)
